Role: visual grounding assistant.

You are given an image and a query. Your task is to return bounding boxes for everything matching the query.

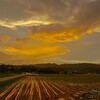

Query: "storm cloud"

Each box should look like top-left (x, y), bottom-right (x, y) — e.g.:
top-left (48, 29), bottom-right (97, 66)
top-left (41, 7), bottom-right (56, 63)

top-left (0, 0), bottom-right (100, 64)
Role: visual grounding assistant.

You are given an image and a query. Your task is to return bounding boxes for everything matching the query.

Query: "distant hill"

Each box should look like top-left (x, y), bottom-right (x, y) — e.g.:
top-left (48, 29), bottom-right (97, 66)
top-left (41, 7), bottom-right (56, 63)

top-left (34, 63), bottom-right (100, 74)
top-left (0, 63), bottom-right (100, 74)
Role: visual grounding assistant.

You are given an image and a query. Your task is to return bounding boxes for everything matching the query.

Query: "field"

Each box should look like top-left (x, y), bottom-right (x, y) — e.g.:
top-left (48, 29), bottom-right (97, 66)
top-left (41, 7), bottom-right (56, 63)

top-left (0, 76), bottom-right (24, 90)
top-left (0, 74), bottom-right (100, 100)
top-left (40, 74), bottom-right (100, 83)
top-left (0, 73), bottom-right (17, 78)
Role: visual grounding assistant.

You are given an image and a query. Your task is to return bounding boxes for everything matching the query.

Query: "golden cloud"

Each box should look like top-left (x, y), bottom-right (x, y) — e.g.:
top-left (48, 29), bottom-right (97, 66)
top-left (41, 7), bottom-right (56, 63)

top-left (8, 22), bottom-right (98, 60)
top-left (0, 17), bottom-right (53, 29)
top-left (29, 26), bottom-right (96, 43)
top-left (0, 35), bottom-right (11, 44)
top-left (0, 0), bottom-right (100, 64)
top-left (2, 43), bottom-right (68, 58)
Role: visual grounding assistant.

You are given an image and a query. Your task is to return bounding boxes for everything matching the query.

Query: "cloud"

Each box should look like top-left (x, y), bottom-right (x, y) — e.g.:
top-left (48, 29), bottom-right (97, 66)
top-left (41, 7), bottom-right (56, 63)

top-left (0, 18), bottom-right (53, 29)
top-left (16, 0), bottom-right (100, 43)
top-left (2, 43), bottom-right (67, 58)
top-left (0, 0), bottom-right (29, 20)
top-left (0, 35), bottom-right (11, 44)
top-left (17, 0), bottom-right (77, 23)
top-left (17, 0), bottom-right (100, 23)
top-left (3, 0), bottom-right (98, 59)
top-left (1, 0), bottom-right (100, 32)
top-left (28, 24), bottom-right (94, 43)
top-left (0, 0), bottom-right (100, 64)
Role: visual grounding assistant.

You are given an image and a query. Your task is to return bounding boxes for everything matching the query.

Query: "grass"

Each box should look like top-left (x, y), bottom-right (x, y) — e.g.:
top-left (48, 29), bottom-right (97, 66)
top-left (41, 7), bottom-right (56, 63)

top-left (39, 74), bottom-right (100, 83)
top-left (0, 75), bottom-right (14, 78)
top-left (0, 73), bottom-right (18, 78)
top-left (0, 76), bottom-right (23, 90)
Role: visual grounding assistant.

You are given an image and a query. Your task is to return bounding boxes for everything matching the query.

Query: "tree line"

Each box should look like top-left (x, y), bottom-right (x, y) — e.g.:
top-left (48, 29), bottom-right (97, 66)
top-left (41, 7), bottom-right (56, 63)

top-left (0, 63), bottom-right (100, 74)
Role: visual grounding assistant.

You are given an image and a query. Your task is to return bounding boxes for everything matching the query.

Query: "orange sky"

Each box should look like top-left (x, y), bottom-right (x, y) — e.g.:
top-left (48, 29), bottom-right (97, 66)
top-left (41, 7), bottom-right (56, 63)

top-left (0, 0), bottom-right (100, 64)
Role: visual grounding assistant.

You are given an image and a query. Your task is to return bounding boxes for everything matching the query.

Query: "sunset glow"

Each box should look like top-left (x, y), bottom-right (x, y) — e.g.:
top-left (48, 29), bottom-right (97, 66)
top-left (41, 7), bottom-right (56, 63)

top-left (0, 0), bottom-right (100, 64)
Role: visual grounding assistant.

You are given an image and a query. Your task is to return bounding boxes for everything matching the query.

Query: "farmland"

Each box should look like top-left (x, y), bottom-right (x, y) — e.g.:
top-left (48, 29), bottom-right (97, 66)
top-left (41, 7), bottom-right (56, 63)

top-left (0, 74), bottom-right (100, 100)
top-left (0, 73), bottom-right (17, 78)
top-left (0, 75), bottom-right (24, 90)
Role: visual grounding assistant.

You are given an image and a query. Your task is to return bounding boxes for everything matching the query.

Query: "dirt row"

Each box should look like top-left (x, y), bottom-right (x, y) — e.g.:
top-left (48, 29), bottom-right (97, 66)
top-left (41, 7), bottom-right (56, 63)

top-left (0, 76), bottom-right (94, 100)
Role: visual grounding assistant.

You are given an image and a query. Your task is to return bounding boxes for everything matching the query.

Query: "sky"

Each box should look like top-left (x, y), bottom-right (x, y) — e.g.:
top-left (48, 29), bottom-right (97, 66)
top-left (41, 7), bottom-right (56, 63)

top-left (0, 0), bottom-right (100, 64)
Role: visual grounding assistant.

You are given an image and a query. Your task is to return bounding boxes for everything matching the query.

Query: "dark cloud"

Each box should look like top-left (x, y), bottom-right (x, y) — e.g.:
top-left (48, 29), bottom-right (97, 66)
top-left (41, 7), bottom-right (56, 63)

top-left (17, 0), bottom-right (100, 24)
top-left (17, 0), bottom-right (100, 34)
top-left (0, 0), bottom-right (29, 20)
top-left (17, 0), bottom-right (77, 22)
top-left (0, 0), bottom-right (100, 64)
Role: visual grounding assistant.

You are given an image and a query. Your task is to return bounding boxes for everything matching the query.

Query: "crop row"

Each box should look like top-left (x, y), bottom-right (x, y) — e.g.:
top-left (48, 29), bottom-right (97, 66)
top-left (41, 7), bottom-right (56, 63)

top-left (0, 76), bottom-right (94, 100)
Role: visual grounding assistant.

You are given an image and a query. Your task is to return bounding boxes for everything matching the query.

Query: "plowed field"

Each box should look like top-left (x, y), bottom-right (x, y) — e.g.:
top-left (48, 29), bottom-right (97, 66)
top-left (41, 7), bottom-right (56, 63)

top-left (0, 76), bottom-right (95, 100)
